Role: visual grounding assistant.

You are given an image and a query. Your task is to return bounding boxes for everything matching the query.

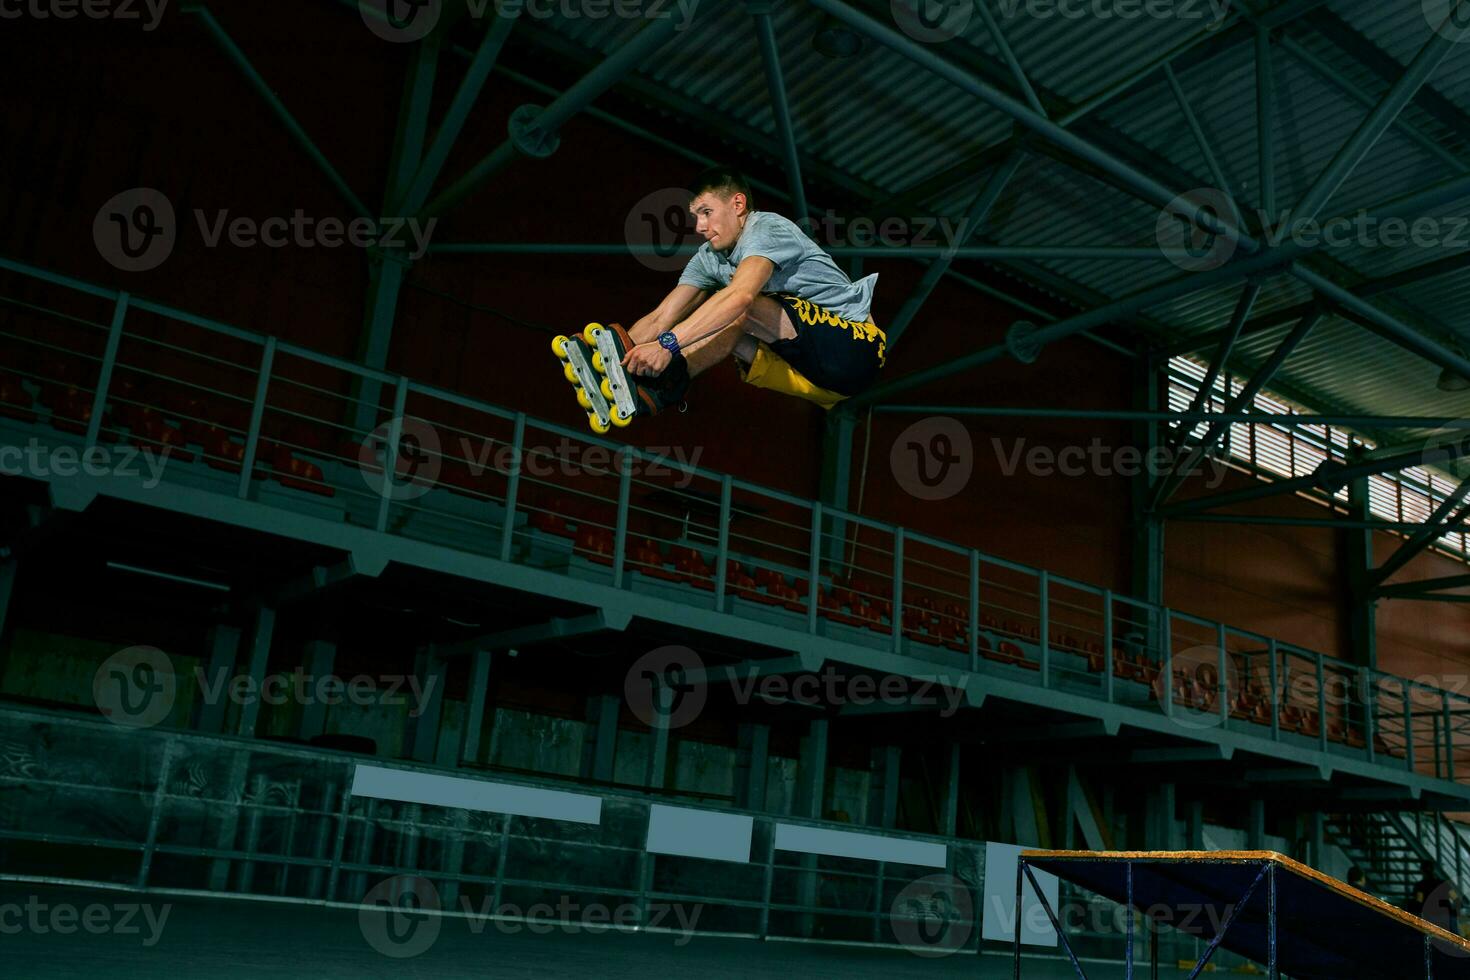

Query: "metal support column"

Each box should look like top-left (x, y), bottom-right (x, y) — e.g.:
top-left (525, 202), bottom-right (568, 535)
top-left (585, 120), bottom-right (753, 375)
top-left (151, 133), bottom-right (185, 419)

top-left (736, 722), bottom-right (770, 811)
top-left (798, 718), bottom-right (829, 819)
top-left (583, 693), bottom-right (620, 783)
top-left (941, 742), bottom-right (962, 837)
top-left (460, 650), bottom-right (492, 766)
top-left (751, 4), bottom-right (810, 232)
top-left (297, 628), bottom-right (338, 740)
top-left (406, 644), bottom-right (447, 764)
top-left (872, 744), bottom-right (901, 828)
top-left (1346, 462), bottom-right (1379, 672)
top-left (1132, 351), bottom-right (1165, 608)
top-left (235, 604), bottom-right (276, 738)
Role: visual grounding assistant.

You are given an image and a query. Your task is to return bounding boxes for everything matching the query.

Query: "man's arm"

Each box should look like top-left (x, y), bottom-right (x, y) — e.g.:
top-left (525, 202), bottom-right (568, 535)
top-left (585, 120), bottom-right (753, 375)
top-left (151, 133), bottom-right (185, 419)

top-left (629, 283), bottom-right (709, 343)
top-left (669, 255), bottom-right (772, 349)
top-left (623, 256), bottom-right (773, 376)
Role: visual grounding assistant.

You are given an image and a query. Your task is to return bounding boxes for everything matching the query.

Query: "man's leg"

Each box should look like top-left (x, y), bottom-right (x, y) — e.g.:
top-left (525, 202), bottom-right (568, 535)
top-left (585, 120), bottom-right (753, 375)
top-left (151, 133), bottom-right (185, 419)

top-left (678, 296), bottom-right (796, 376)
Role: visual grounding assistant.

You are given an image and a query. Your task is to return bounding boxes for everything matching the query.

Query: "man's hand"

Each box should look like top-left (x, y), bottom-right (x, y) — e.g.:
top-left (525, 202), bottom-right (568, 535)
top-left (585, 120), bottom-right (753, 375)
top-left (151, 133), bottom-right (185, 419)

top-left (623, 342), bottom-right (672, 379)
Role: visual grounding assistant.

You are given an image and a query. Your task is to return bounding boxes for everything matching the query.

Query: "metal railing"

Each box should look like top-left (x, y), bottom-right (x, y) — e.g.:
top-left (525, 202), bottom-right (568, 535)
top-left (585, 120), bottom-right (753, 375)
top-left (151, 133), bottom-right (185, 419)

top-left (0, 253), bottom-right (1468, 788)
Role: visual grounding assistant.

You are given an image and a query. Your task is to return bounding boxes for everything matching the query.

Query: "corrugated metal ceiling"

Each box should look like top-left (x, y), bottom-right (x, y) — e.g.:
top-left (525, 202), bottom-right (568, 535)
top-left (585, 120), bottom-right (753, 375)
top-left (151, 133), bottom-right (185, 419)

top-left (522, 1), bottom-right (1470, 453)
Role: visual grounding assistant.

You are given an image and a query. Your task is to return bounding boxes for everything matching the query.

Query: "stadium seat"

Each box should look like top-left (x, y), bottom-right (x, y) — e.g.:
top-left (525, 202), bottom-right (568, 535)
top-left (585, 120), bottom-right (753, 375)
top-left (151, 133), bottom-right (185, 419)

top-left (0, 371), bottom-right (35, 420)
top-left (574, 525), bottom-right (614, 565)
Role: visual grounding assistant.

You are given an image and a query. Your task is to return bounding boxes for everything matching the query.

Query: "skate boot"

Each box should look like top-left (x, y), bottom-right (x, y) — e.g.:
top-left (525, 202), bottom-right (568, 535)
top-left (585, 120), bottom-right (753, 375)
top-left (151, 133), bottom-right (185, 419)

top-left (583, 322), bottom-right (690, 426)
top-left (551, 333), bottom-right (616, 434)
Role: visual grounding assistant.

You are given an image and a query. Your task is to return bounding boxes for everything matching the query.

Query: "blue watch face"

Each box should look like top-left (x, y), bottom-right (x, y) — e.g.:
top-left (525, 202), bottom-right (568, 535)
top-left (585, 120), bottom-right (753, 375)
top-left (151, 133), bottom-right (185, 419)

top-left (659, 332), bottom-right (678, 351)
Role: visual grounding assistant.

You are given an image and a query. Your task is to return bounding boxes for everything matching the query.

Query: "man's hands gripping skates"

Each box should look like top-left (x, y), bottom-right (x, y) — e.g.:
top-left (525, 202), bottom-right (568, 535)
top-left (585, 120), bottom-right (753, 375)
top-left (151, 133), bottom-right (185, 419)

top-left (552, 323), bottom-right (689, 434)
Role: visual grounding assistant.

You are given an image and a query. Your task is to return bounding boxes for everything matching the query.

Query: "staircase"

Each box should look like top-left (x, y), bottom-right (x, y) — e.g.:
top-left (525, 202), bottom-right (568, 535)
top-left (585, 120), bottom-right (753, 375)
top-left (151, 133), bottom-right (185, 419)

top-left (1326, 811), bottom-right (1470, 909)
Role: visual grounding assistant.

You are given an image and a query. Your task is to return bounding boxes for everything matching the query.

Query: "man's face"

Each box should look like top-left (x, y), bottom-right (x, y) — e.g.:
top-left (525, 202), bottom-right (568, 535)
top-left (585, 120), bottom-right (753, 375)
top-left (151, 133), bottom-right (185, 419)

top-left (689, 190), bottom-right (747, 252)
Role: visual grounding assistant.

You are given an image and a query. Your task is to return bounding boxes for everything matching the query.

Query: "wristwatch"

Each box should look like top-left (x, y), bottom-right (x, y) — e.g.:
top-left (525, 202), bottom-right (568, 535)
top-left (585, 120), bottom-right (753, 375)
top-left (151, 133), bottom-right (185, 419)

top-left (657, 331), bottom-right (681, 355)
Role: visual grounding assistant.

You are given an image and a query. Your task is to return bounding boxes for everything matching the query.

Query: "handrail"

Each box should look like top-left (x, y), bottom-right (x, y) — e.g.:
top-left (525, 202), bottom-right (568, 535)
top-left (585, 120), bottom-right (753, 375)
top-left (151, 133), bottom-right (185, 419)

top-left (3, 251), bottom-right (1470, 761)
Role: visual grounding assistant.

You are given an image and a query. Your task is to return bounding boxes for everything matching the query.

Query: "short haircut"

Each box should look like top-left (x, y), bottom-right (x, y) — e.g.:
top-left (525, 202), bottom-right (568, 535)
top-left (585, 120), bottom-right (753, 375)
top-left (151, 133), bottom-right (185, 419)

top-left (689, 166), bottom-right (754, 210)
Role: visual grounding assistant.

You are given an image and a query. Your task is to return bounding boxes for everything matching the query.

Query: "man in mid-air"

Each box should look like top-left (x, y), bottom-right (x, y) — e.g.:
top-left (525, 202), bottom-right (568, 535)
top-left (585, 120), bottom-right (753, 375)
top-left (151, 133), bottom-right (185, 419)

top-left (553, 166), bottom-right (886, 431)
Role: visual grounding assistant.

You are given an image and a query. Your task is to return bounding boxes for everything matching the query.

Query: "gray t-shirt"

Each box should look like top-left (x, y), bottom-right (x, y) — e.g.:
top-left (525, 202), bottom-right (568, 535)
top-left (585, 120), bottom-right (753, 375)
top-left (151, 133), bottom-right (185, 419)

top-left (678, 211), bottom-right (879, 323)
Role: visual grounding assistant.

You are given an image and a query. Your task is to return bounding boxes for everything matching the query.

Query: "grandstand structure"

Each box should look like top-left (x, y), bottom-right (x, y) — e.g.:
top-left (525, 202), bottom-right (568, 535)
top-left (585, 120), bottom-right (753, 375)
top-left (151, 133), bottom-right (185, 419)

top-left (5, 0), bottom-right (1470, 975)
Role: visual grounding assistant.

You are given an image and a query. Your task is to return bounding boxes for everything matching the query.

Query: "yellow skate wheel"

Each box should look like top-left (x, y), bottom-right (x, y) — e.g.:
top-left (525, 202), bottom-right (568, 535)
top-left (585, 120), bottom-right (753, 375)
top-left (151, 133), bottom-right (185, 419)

top-left (591, 351), bottom-right (605, 373)
top-left (600, 377), bottom-right (616, 402)
top-left (611, 411), bottom-right (633, 428)
top-left (563, 362), bottom-right (578, 383)
top-left (582, 323), bottom-right (602, 345)
top-left (551, 334), bottom-right (569, 357)
top-left (589, 413), bottom-right (610, 434)
top-left (576, 387), bottom-right (592, 410)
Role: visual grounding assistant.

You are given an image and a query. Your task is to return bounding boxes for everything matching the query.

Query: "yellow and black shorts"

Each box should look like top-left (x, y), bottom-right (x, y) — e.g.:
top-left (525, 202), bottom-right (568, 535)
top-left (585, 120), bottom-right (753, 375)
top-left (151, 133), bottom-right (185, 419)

top-left (738, 294), bottom-right (886, 410)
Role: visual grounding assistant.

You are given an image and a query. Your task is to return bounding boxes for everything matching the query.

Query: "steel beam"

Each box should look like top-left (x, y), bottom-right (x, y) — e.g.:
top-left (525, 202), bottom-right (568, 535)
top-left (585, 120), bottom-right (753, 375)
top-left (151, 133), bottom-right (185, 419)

top-left (1166, 282), bottom-right (1261, 449)
top-left (751, 6), bottom-right (810, 233)
top-left (1359, 251), bottom-right (1470, 298)
top-left (1257, 26), bottom-right (1278, 218)
top-left (187, 6), bottom-right (371, 220)
top-left (883, 151), bottom-right (1027, 351)
top-left (1164, 62), bottom-right (1239, 220)
top-left (873, 406), bottom-right (1469, 428)
top-left (428, 242), bottom-right (1180, 260)
top-left (1367, 480), bottom-right (1470, 590)
top-left (384, 29), bottom-right (442, 215)
top-left (1151, 309), bottom-right (1321, 508)
top-left (423, 15), bottom-right (684, 218)
top-left (1378, 574), bottom-right (1470, 598)
top-left (975, 0), bottom-right (1046, 118)
top-left (399, 15), bottom-right (515, 216)
top-left (1291, 8), bottom-right (1465, 223)
top-left (847, 246), bottom-right (1305, 409)
top-left (235, 604), bottom-right (276, 738)
top-left (1158, 439), bottom-right (1470, 517)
